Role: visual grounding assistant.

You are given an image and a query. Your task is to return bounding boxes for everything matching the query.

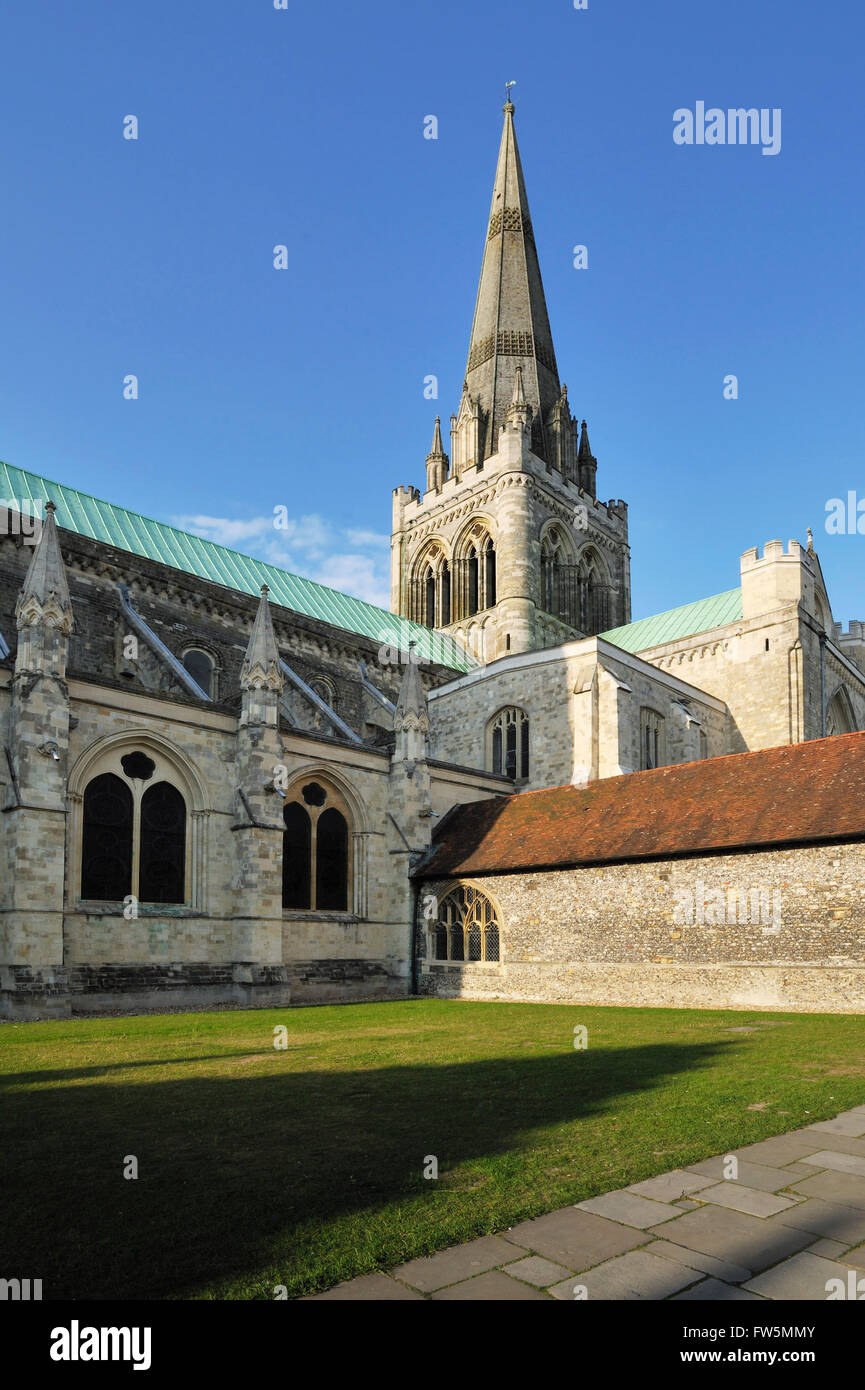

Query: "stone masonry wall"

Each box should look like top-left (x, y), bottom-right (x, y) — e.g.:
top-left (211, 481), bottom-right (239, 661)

top-left (417, 839), bottom-right (865, 1013)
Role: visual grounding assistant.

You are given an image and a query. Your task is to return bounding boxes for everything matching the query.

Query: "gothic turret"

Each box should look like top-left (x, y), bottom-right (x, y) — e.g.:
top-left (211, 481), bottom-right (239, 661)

top-left (425, 417), bottom-right (449, 493)
top-left (234, 586), bottom-right (286, 968)
top-left (5, 500), bottom-right (74, 1002)
top-left (577, 419), bottom-right (597, 499)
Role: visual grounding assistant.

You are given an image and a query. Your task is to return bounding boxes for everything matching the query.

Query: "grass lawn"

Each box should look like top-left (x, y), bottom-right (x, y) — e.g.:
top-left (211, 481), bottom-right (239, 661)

top-left (2, 998), bottom-right (864, 1300)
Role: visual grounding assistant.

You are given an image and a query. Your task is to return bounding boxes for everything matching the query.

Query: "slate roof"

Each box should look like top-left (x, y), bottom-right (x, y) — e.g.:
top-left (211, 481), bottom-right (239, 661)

top-left (599, 588), bottom-right (742, 654)
top-left (0, 460), bottom-right (473, 671)
top-left (415, 730), bottom-right (865, 878)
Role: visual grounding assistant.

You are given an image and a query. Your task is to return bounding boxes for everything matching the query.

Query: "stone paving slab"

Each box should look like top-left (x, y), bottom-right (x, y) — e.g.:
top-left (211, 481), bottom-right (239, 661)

top-left (694, 1182), bottom-right (798, 1218)
top-left (773, 1197), bottom-right (865, 1242)
top-left (684, 1156), bottom-right (815, 1192)
top-left (502, 1255), bottom-right (575, 1287)
top-left (672, 1278), bottom-right (765, 1301)
top-left (576, 1190), bottom-right (681, 1228)
top-left (506, 1207), bottom-right (647, 1269)
top-left (806, 1115), bottom-right (865, 1138)
top-left (307, 1272), bottom-right (424, 1300)
top-left (548, 1249), bottom-right (701, 1301)
top-left (645, 1240), bottom-right (752, 1284)
top-left (789, 1169), bottom-right (865, 1211)
top-left (392, 1235), bottom-right (528, 1292)
top-left (730, 1135), bottom-right (823, 1166)
top-left (647, 1205), bottom-right (814, 1272)
top-left (430, 1270), bottom-right (550, 1300)
top-left (807, 1237), bottom-right (853, 1258)
top-left (806, 1149), bottom-right (865, 1178)
top-left (780, 1132), bottom-right (865, 1159)
top-left (743, 1251), bottom-right (858, 1300)
top-left (626, 1170), bottom-right (715, 1201)
top-left (842, 1242), bottom-right (865, 1269)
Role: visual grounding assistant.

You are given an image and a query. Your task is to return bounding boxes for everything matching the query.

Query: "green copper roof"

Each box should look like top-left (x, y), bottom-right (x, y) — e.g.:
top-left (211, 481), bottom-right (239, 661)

top-left (599, 588), bottom-right (743, 654)
top-left (0, 460), bottom-right (474, 672)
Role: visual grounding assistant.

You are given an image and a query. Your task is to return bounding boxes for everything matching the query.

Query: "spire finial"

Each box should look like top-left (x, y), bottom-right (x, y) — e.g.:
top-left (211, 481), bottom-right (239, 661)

top-left (503, 80), bottom-right (516, 112)
top-left (807, 527), bottom-right (814, 553)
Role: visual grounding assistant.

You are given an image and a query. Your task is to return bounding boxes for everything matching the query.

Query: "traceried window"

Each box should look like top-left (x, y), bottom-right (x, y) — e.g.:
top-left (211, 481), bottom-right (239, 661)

top-left (81, 764), bottom-right (187, 904)
top-left (429, 885), bottom-right (500, 963)
top-left (489, 706), bottom-right (530, 781)
top-left (182, 648), bottom-right (216, 699)
top-left (282, 780), bottom-right (350, 911)
top-left (641, 708), bottom-right (666, 771)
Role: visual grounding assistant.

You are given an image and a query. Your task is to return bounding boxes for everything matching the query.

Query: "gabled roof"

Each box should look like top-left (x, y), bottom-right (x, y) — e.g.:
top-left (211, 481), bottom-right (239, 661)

top-left (415, 729), bottom-right (865, 878)
top-left (0, 460), bottom-right (473, 672)
top-left (600, 588), bottom-right (743, 654)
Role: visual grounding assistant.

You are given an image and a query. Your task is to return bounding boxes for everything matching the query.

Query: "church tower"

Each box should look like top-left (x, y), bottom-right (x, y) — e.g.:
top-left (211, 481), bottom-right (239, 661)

top-left (391, 99), bottom-right (631, 662)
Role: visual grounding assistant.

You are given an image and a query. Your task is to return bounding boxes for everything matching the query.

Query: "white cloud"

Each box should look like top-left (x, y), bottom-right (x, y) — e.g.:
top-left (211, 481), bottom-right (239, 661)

top-left (170, 510), bottom-right (391, 609)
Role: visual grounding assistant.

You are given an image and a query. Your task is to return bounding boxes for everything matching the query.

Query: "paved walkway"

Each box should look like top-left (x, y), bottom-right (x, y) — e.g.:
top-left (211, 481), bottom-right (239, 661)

top-left (309, 1106), bottom-right (865, 1300)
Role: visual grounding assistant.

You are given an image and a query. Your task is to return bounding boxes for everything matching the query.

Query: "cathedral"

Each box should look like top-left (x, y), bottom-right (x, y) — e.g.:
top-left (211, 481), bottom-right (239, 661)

top-left (2, 100), bottom-right (864, 1020)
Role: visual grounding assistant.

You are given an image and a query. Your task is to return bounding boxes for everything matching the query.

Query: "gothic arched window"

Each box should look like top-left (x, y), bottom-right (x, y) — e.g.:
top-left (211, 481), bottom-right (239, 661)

top-left (182, 648), bottom-right (216, 699)
top-left (425, 567), bottom-right (436, 628)
top-left (489, 706), bottom-right (530, 781)
top-left (139, 783), bottom-right (186, 904)
top-left (454, 523), bottom-right (496, 621)
top-left (641, 708), bottom-right (665, 770)
top-left (429, 886), bottom-right (500, 963)
top-left (541, 526), bottom-right (578, 628)
top-left (309, 676), bottom-right (338, 713)
top-left (81, 770), bottom-right (186, 904)
top-left (81, 773), bottom-right (133, 901)
top-left (282, 781), bottom-right (350, 912)
top-left (282, 802), bottom-right (312, 908)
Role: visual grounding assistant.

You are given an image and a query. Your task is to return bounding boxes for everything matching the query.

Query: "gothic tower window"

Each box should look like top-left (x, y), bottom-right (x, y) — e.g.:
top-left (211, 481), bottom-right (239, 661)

top-left (282, 780), bottom-right (350, 911)
top-left (541, 525), bottom-right (578, 628)
top-left (453, 522), bottom-right (496, 622)
top-left (429, 885), bottom-right (500, 963)
top-left (641, 709), bottom-right (666, 771)
top-left (489, 706), bottom-right (530, 781)
top-left (468, 548), bottom-right (479, 616)
top-left (425, 566), bottom-right (436, 628)
top-left (81, 769), bottom-right (186, 904)
top-left (410, 544), bottom-right (450, 628)
top-left (577, 547), bottom-right (612, 636)
top-left (182, 648), bottom-right (216, 699)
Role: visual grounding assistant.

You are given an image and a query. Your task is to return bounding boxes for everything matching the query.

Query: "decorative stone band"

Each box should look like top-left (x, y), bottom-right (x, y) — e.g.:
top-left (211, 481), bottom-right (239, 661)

top-left (488, 207), bottom-right (535, 245)
top-left (467, 330), bottom-right (558, 376)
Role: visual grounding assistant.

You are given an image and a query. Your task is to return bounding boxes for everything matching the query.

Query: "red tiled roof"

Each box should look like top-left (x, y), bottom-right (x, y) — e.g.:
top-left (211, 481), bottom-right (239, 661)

top-left (416, 730), bottom-right (865, 878)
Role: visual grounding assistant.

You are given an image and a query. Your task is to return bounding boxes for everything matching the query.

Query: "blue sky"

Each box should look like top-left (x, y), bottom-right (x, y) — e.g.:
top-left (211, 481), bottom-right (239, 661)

top-left (1, 0), bottom-right (863, 625)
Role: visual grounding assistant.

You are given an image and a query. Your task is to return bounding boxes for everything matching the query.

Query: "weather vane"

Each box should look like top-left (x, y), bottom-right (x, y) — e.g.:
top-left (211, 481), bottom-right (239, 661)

top-left (505, 81), bottom-right (516, 103)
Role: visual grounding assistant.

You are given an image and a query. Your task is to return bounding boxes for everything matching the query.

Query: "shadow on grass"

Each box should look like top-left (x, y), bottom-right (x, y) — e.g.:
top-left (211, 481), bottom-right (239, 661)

top-left (1, 1039), bottom-right (730, 1300)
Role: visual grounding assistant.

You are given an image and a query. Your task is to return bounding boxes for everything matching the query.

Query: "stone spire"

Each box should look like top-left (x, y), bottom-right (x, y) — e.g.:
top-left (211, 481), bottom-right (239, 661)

top-left (241, 586), bottom-right (283, 693)
top-left (15, 502), bottom-right (73, 635)
top-left (425, 416), bottom-right (449, 493)
top-left (577, 419), bottom-right (597, 498)
top-left (459, 98), bottom-right (561, 463)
